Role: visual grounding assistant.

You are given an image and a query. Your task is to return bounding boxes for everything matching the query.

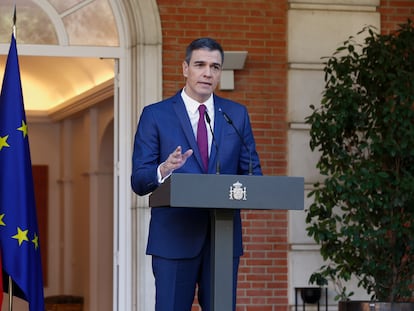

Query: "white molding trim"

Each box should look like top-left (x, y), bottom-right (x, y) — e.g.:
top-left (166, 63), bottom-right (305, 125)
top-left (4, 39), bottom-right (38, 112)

top-left (290, 3), bottom-right (377, 12)
top-left (0, 45), bottom-right (122, 57)
top-left (48, 79), bottom-right (114, 121)
top-left (26, 79), bottom-right (114, 122)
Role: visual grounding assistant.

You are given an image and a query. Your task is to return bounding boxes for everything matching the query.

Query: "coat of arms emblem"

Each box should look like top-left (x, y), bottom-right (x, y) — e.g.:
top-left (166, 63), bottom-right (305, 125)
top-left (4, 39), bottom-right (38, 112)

top-left (229, 181), bottom-right (247, 201)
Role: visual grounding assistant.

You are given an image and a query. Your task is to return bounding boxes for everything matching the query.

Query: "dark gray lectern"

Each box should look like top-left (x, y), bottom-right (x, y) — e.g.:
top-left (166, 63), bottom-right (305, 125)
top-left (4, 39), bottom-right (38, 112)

top-left (149, 173), bottom-right (304, 311)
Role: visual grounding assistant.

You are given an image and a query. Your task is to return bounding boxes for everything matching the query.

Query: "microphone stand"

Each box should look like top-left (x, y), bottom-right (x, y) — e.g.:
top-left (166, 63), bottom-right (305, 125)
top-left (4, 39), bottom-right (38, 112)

top-left (205, 111), bottom-right (220, 174)
top-left (220, 110), bottom-right (253, 175)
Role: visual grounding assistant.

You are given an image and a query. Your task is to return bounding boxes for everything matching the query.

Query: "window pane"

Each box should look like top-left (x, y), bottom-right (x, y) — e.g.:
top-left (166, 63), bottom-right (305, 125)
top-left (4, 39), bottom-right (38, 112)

top-left (0, 0), bottom-right (58, 45)
top-left (62, 0), bottom-right (119, 46)
top-left (0, 0), bottom-right (119, 46)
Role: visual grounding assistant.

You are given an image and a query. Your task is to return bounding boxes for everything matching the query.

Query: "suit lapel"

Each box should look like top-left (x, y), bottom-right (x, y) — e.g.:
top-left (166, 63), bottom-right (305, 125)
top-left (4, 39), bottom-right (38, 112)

top-left (172, 93), bottom-right (205, 172)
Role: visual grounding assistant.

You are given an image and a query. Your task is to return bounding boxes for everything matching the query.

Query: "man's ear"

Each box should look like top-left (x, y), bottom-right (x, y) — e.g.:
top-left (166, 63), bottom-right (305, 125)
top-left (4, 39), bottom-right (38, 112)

top-left (182, 61), bottom-right (188, 77)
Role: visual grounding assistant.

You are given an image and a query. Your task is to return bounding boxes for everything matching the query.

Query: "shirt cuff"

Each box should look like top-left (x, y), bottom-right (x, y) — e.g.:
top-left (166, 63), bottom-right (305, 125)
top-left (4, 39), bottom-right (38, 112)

top-left (157, 162), bottom-right (172, 184)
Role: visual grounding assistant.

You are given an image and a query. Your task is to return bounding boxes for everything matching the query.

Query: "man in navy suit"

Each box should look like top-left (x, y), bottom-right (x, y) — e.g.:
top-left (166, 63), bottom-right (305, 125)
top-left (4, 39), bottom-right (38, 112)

top-left (131, 37), bottom-right (262, 311)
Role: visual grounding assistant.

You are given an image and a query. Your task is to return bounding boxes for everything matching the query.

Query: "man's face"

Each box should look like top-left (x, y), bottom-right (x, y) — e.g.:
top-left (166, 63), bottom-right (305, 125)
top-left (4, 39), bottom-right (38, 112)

top-left (182, 48), bottom-right (222, 103)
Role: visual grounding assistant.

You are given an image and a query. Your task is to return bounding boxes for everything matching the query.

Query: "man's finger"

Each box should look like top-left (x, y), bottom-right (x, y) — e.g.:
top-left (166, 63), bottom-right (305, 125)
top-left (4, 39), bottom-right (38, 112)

top-left (182, 149), bottom-right (193, 160)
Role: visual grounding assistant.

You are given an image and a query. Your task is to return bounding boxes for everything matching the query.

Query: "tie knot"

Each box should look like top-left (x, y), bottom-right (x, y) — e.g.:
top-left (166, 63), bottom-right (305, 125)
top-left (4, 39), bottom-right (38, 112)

top-left (198, 104), bottom-right (206, 116)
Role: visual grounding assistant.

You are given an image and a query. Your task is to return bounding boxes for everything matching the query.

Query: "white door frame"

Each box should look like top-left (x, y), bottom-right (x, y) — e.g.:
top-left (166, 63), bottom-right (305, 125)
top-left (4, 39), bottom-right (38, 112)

top-left (110, 1), bottom-right (162, 311)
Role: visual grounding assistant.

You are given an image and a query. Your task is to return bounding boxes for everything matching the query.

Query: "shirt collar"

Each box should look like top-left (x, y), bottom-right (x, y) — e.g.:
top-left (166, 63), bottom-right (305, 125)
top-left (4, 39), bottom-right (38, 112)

top-left (181, 88), bottom-right (214, 115)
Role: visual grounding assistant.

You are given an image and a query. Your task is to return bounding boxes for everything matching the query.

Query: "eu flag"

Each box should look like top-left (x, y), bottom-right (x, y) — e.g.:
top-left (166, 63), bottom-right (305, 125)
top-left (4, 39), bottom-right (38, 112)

top-left (0, 33), bottom-right (45, 311)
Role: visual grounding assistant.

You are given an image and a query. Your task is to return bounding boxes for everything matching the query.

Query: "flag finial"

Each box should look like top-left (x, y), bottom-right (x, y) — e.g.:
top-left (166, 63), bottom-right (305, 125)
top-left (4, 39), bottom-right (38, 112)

top-left (12, 5), bottom-right (16, 37)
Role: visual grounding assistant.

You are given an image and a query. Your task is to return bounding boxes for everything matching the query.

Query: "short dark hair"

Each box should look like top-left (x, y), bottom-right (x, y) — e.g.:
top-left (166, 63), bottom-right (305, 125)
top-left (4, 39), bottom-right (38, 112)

top-left (185, 37), bottom-right (224, 65)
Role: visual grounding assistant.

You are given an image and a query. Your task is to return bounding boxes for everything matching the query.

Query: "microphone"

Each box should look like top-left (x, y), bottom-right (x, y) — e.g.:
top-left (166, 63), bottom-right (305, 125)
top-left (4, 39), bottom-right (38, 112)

top-left (205, 110), bottom-right (220, 174)
top-left (220, 109), bottom-right (253, 175)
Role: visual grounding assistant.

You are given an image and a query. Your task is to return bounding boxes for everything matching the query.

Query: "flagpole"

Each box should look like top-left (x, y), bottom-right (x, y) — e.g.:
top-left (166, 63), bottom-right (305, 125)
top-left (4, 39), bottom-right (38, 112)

top-left (8, 276), bottom-right (13, 311)
top-left (8, 7), bottom-right (16, 311)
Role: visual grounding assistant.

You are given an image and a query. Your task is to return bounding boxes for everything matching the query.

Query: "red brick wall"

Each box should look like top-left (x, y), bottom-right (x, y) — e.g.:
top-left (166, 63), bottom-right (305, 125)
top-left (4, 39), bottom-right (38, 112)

top-left (157, 0), bottom-right (288, 177)
top-left (156, 1), bottom-right (288, 311)
top-left (380, 0), bottom-right (414, 34)
top-left (155, 1), bottom-right (414, 310)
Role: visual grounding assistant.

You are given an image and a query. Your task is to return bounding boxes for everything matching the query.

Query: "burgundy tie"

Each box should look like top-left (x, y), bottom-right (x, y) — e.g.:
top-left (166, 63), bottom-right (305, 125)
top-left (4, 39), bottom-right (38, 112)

top-left (197, 104), bottom-right (208, 173)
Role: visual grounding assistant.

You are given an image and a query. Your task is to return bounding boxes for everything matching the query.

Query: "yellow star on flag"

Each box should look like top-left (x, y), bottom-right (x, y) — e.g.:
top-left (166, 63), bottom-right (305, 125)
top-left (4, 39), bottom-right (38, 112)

top-left (17, 120), bottom-right (27, 137)
top-left (17, 120), bottom-right (28, 138)
top-left (32, 233), bottom-right (39, 250)
top-left (12, 227), bottom-right (29, 246)
top-left (0, 214), bottom-right (5, 226)
top-left (0, 135), bottom-right (10, 151)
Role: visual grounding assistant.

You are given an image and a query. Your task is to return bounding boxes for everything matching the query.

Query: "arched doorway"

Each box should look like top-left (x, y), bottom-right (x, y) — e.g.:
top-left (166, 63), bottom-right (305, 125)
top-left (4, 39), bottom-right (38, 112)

top-left (0, 1), bottom-right (162, 310)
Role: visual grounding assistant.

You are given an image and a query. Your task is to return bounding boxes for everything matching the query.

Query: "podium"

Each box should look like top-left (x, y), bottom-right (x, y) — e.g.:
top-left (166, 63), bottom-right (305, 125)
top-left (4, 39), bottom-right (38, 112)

top-left (149, 173), bottom-right (304, 311)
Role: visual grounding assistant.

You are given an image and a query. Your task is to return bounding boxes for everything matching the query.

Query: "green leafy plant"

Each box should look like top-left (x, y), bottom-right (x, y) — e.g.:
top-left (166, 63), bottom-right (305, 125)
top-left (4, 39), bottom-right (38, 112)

top-left (305, 20), bottom-right (414, 302)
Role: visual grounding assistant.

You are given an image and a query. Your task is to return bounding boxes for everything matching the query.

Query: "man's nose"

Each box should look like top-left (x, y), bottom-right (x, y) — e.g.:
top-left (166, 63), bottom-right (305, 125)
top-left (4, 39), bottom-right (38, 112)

top-left (203, 66), bottom-right (212, 76)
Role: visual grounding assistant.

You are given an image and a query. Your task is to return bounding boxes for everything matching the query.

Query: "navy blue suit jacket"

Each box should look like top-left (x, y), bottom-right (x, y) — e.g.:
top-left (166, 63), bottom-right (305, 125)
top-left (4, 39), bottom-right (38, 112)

top-left (131, 91), bottom-right (262, 259)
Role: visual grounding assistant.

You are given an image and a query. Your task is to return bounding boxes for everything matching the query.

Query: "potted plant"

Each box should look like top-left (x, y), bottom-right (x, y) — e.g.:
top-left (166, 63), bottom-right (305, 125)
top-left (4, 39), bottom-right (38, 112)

top-left (305, 19), bottom-right (414, 309)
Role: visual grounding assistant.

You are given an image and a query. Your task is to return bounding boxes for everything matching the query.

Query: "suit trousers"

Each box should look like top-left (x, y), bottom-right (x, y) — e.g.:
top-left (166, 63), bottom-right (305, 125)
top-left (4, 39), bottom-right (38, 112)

top-left (151, 233), bottom-right (240, 311)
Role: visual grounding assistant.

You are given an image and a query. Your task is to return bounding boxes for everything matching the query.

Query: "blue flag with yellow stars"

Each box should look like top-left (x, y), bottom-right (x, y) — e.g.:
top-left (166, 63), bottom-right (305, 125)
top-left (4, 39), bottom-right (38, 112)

top-left (0, 33), bottom-right (45, 311)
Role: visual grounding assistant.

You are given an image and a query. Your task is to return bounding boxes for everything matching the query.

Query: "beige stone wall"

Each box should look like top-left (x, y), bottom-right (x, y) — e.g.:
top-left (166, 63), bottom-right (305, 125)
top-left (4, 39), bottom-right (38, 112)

top-left (287, 0), bottom-right (380, 306)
